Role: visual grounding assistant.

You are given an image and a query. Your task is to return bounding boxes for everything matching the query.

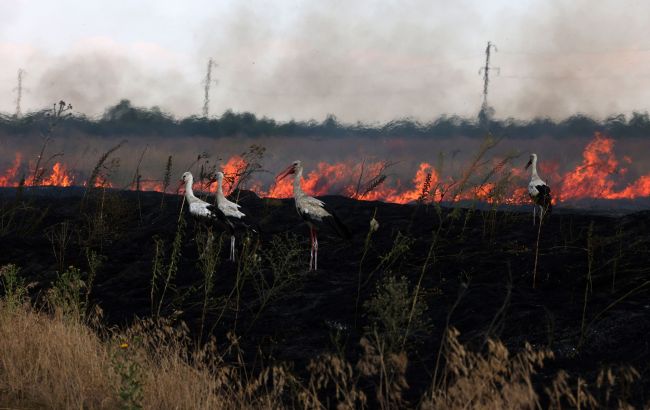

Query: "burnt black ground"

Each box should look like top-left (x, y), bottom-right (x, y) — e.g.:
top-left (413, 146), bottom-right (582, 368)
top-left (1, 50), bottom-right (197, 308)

top-left (1, 187), bottom-right (649, 404)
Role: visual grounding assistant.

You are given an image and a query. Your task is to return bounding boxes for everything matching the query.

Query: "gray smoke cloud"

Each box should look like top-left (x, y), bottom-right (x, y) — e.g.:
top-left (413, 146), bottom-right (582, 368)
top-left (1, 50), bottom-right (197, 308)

top-left (195, 1), bottom-right (485, 122)
top-left (494, 0), bottom-right (650, 119)
top-left (3, 0), bottom-right (650, 121)
top-left (32, 50), bottom-right (197, 117)
top-left (193, 0), bottom-right (650, 121)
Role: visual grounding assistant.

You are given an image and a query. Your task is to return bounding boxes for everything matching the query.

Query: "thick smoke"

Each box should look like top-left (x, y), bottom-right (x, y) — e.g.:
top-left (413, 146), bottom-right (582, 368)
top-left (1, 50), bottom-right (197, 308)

top-left (17, 42), bottom-right (198, 117)
top-left (194, 1), bottom-right (483, 122)
top-left (495, 0), bottom-right (650, 119)
top-left (3, 1), bottom-right (650, 121)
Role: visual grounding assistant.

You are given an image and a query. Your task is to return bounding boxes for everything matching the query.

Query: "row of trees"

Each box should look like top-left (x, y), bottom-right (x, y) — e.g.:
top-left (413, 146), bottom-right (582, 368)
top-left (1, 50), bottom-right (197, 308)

top-left (2, 99), bottom-right (650, 139)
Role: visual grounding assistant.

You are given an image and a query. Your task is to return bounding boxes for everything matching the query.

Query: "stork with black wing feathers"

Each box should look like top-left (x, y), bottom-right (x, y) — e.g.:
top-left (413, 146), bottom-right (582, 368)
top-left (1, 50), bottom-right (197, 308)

top-left (525, 153), bottom-right (552, 225)
top-left (180, 171), bottom-right (256, 261)
top-left (276, 160), bottom-right (351, 271)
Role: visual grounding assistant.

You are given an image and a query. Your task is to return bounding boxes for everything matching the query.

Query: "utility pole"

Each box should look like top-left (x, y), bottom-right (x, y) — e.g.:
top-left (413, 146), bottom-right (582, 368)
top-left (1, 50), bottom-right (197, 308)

top-left (202, 58), bottom-right (217, 117)
top-left (14, 69), bottom-right (25, 118)
top-left (478, 41), bottom-right (499, 125)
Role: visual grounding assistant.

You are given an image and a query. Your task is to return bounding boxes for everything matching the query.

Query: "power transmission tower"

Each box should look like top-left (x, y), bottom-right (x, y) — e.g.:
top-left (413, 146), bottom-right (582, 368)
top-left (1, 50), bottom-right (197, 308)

top-left (478, 41), bottom-right (499, 125)
top-left (14, 69), bottom-right (25, 118)
top-left (202, 58), bottom-right (217, 117)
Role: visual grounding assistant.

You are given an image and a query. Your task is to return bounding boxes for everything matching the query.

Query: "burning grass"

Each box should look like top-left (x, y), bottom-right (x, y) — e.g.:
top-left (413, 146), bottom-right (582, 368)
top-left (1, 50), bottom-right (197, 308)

top-left (3, 133), bottom-right (650, 205)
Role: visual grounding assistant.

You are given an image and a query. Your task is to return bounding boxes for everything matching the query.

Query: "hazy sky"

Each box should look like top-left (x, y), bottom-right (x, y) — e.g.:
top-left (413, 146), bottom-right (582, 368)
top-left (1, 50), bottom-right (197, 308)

top-left (2, 0), bottom-right (650, 122)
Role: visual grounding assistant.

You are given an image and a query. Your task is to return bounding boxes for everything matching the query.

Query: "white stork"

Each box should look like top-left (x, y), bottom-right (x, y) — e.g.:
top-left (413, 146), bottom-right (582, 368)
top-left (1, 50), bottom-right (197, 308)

top-left (180, 171), bottom-right (253, 261)
top-left (525, 153), bottom-right (552, 225)
top-left (214, 171), bottom-right (256, 261)
top-left (276, 160), bottom-right (351, 271)
top-left (181, 171), bottom-right (217, 219)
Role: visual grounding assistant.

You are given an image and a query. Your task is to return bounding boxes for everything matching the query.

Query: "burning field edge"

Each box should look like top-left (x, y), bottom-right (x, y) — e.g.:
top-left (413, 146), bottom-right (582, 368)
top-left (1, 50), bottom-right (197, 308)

top-left (2, 132), bottom-right (650, 206)
top-left (0, 186), bottom-right (649, 408)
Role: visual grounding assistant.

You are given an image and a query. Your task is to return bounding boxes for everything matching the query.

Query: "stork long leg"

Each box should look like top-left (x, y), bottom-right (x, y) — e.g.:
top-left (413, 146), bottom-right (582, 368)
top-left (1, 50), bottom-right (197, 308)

top-left (230, 235), bottom-right (236, 261)
top-left (533, 205), bottom-right (536, 226)
top-left (314, 230), bottom-right (319, 271)
top-left (309, 227), bottom-right (315, 270)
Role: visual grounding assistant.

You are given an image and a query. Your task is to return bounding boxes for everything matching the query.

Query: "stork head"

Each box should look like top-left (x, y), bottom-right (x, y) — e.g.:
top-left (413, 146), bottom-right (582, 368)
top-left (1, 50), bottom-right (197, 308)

top-left (215, 171), bottom-right (224, 182)
top-left (181, 171), bottom-right (193, 184)
top-left (179, 171), bottom-right (193, 191)
top-left (525, 153), bottom-right (537, 170)
top-left (276, 160), bottom-right (301, 181)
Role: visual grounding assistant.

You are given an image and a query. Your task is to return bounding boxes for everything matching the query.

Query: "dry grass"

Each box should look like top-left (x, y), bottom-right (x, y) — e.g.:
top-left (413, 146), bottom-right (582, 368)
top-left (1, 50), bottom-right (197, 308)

top-left (423, 328), bottom-right (550, 409)
top-left (0, 302), bottom-right (290, 409)
top-left (0, 296), bottom-right (642, 409)
top-left (0, 304), bottom-right (119, 409)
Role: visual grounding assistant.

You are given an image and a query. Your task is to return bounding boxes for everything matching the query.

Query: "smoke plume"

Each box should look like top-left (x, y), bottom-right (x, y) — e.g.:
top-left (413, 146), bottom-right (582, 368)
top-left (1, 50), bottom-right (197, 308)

top-left (3, 1), bottom-right (650, 121)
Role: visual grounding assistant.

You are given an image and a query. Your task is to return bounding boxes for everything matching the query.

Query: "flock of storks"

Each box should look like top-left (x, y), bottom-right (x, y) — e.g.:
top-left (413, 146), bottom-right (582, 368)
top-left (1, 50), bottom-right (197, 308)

top-left (180, 155), bottom-right (552, 270)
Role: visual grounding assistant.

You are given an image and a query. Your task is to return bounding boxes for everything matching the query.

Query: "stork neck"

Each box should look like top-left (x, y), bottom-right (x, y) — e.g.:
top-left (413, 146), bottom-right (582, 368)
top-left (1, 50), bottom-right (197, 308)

top-left (293, 169), bottom-right (304, 197)
top-left (531, 157), bottom-right (539, 178)
top-left (184, 179), bottom-right (195, 199)
top-left (217, 178), bottom-right (225, 197)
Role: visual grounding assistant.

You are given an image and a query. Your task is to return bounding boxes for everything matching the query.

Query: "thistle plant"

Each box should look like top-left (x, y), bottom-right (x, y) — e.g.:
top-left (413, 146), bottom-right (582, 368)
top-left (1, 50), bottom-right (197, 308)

top-left (364, 275), bottom-right (431, 352)
top-left (355, 210), bottom-right (379, 322)
top-left (160, 155), bottom-right (173, 209)
top-left (85, 140), bottom-right (126, 193)
top-left (46, 221), bottom-right (72, 274)
top-left (112, 342), bottom-right (143, 410)
top-left (0, 264), bottom-right (27, 310)
top-left (195, 229), bottom-right (222, 341)
top-left (152, 214), bottom-right (185, 319)
top-left (47, 266), bottom-right (87, 322)
top-left (364, 231), bottom-right (414, 287)
top-left (248, 233), bottom-right (304, 329)
top-left (31, 100), bottom-right (72, 187)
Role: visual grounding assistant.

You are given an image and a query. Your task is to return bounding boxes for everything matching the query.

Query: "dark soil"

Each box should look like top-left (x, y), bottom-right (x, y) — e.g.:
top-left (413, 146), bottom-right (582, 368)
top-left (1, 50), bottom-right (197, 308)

top-left (1, 187), bottom-right (649, 405)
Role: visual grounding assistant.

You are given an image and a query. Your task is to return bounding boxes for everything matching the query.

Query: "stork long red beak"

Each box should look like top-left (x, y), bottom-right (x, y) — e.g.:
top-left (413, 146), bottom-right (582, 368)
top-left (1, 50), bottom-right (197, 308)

top-left (276, 164), bottom-right (296, 182)
top-left (525, 159), bottom-right (532, 170)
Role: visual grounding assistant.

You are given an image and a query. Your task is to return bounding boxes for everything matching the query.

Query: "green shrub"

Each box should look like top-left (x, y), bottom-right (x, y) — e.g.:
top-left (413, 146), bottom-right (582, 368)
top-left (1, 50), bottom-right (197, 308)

top-left (364, 275), bottom-right (431, 352)
top-left (0, 264), bottom-right (27, 310)
top-left (47, 266), bottom-right (87, 321)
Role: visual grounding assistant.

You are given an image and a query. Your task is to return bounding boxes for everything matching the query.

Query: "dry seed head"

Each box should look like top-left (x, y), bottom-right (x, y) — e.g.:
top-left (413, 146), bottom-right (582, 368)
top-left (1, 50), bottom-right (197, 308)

top-left (369, 217), bottom-right (379, 233)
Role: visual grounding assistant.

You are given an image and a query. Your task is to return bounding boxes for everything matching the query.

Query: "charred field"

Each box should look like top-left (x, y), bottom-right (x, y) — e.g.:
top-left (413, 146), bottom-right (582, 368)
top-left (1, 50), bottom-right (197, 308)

top-left (0, 185), bottom-right (649, 407)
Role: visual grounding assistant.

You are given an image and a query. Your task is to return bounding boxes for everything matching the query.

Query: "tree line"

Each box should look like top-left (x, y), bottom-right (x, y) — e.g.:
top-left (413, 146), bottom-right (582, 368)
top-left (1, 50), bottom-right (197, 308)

top-left (2, 99), bottom-right (650, 139)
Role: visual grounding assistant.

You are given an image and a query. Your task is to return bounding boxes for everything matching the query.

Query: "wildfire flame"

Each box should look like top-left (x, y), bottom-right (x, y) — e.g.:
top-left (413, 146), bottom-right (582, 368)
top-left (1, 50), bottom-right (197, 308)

top-left (559, 133), bottom-right (650, 200)
top-left (0, 153), bottom-right (22, 187)
top-left (41, 162), bottom-right (73, 187)
top-left (2, 133), bottom-right (650, 205)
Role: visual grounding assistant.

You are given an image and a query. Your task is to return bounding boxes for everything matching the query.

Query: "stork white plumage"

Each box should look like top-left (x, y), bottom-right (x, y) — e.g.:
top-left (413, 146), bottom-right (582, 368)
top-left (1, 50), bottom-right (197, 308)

top-left (525, 153), bottom-right (552, 225)
top-left (181, 171), bottom-right (217, 219)
top-left (276, 160), bottom-right (351, 271)
top-left (180, 171), bottom-right (254, 261)
top-left (214, 171), bottom-right (251, 261)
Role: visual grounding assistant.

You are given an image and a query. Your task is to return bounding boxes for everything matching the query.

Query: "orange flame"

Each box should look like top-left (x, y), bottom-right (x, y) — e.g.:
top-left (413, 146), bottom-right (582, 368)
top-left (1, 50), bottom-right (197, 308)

top-left (41, 162), bottom-right (73, 187)
top-left (134, 180), bottom-right (162, 191)
top-left (0, 153), bottom-right (22, 187)
top-left (363, 162), bottom-right (439, 204)
top-left (220, 155), bottom-right (248, 193)
top-left (559, 133), bottom-right (650, 200)
top-left (2, 133), bottom-right (650, 204)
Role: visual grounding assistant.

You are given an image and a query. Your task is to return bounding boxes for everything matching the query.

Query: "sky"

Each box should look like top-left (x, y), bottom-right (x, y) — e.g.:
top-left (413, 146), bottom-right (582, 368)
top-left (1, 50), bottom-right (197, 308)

top-left (2, 0), bottom-right (650, 122)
